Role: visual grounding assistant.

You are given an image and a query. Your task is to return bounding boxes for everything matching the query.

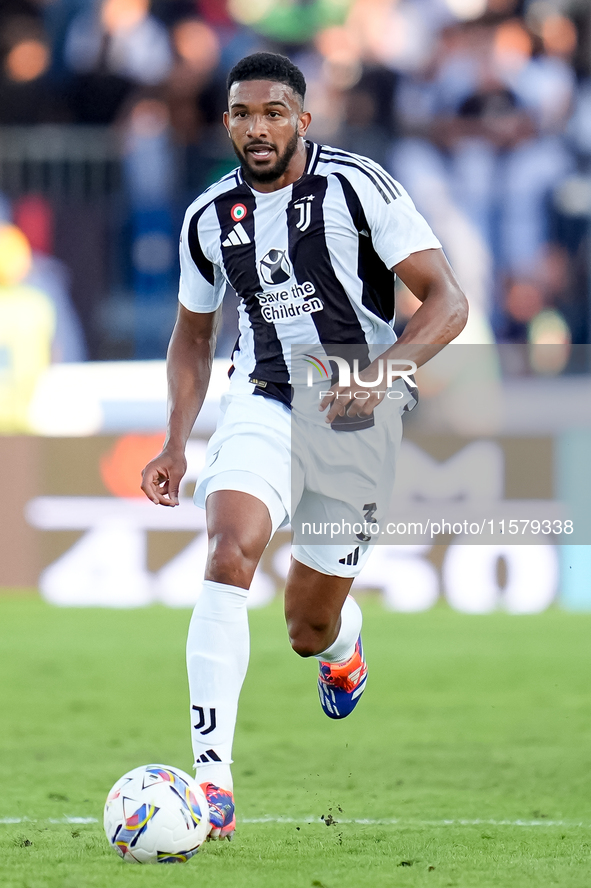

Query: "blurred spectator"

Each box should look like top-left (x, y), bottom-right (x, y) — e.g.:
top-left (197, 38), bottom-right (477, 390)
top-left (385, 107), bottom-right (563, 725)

top-left (163, 15), bottom-right (248, 198)
top-left (166, 16), bottom-right (221, 145)
top-left (41, 0), bottom-right (89, 82)
top-left (0, 15), bottom-right (67, 123)
top-left (331, 67), bottom-right (399, 168)
top-left (196, 0), bottom-right (235, 29)
top-left (64, 0), bottom-right (173, 123)
top-left (0, 0), bottom-right (585, 355)
top-left (568, 77), bottom-right (591, 158)
top-left (123, 98), bottom-right (175, 208)
top-left (14, 195), bottom-right (87, 363)
top-left (391, 12), bottom-right (576, 337)
top-left (347, 0), bottom-right (454, 75)
top-left (121, 98), bottom-right (177, 357)
top-left (152, 1), bottom-right (235, 30)
top-left (0, 224), bottom-right (55, 433)
top-left (303, 24), bottom-right (363, 143)
top-left (228, 0), bottom-right (353, 45)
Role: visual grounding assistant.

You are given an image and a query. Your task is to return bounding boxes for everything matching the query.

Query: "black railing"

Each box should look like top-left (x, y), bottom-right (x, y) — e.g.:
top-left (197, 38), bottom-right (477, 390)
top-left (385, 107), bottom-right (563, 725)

top-left (0, 125), bottom-right (121, 200)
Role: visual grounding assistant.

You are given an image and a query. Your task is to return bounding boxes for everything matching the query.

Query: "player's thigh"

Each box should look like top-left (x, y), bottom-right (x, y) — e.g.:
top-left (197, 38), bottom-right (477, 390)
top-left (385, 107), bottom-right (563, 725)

top-left (206, 489), bottom-right (272, 553)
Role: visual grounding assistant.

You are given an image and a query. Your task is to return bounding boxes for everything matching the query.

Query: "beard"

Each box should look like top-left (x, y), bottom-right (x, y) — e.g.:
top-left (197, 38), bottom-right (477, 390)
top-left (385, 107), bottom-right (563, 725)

top-left (233, 128), bottom-right (300, 184)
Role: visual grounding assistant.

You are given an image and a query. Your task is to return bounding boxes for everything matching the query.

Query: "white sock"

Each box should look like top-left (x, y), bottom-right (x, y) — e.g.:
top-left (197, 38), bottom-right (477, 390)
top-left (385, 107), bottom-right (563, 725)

top-left (315, 594), bottom-right (362, 665)
top-left (186, 580), bottom-right (250, 792)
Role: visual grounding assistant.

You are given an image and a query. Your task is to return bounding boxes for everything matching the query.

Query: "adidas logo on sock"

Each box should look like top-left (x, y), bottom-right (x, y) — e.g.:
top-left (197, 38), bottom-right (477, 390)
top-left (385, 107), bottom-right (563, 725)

top-left (222, 223), bottom-right (251, 247)
top-left (197, 749), bottom-right (221, 763)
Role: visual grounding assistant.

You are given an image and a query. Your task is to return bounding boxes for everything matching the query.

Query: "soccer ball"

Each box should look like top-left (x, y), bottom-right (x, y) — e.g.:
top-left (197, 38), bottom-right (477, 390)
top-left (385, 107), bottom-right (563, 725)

top-left (104, 764), bottom-right (210, 863)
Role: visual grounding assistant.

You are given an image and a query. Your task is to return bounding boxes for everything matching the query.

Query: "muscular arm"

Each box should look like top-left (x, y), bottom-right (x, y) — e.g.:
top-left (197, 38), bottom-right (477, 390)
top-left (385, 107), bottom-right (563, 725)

top-left (321, 248), bottom-right (468, 421)
top-left (141, 305), bottom-right (220, 505)
top-left (387, 246), bottom-right (468, 364)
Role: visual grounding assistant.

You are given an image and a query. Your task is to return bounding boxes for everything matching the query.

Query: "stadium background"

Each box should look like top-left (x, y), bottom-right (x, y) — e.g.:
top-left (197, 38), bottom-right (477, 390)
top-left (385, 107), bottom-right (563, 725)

top-left (2, 3), bottom-right (591, 886)
top-left (1, 0), bottom-right (590, 611)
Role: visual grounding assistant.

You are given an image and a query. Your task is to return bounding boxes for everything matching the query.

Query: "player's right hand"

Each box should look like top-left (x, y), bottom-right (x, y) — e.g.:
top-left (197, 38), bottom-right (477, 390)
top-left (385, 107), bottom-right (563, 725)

top-left (140, 448), bottom-right (187, 507)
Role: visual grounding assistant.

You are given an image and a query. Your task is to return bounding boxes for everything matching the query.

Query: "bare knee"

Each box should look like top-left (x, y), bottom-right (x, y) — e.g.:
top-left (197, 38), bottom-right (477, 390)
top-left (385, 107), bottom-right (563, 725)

top-left (287, 616), bottom-right (338, 658)
top-left (205, 534), bottom-right (261, 588)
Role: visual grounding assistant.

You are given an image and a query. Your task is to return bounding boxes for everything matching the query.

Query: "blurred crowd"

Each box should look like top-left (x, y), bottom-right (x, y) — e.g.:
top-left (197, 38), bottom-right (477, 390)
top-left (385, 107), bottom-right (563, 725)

top-left (1, 0), bottom-right (591, 390)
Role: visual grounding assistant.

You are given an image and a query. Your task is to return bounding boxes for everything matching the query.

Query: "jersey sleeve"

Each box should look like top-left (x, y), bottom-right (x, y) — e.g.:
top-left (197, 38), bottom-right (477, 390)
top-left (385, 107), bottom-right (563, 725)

top-left (178, 204), bottom-right (226, 313)
top-left (359, 173), bottom-right (442, 270)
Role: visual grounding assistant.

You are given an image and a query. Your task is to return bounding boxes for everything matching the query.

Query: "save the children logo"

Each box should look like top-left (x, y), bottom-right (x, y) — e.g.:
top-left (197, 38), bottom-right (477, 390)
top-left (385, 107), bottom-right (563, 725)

top-left (255, 250), bottom-right (323, 323)
top-left (259, 248), bottom-right (292, 285)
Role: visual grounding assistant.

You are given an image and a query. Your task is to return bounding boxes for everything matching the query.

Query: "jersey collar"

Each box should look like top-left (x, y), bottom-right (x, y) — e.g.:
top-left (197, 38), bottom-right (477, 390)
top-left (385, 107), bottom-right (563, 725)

top-left (304, 140), bottom-right (320, 174)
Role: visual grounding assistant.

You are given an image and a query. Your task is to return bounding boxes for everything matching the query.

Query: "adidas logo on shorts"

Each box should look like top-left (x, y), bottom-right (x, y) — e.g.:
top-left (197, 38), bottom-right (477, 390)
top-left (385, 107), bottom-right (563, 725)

top-left (339, 547), bottom-right (359, 566)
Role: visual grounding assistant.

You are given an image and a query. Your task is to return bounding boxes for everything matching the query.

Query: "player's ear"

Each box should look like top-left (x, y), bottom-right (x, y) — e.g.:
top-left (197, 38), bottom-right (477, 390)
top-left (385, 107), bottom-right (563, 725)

top-left (298, 110), bottom-right (312, 137)
top-left (223, 110), bottom-right (230, 135)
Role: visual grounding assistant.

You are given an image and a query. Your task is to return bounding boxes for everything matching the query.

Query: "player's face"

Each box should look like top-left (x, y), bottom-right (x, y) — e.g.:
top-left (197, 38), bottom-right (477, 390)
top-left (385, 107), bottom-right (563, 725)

top-left (224, 80), bottom-right (311, 187)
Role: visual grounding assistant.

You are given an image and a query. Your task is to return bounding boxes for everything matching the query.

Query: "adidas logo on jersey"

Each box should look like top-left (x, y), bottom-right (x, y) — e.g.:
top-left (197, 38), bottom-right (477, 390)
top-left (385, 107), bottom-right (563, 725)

top-left (222, 222), bottom-right (251, 247)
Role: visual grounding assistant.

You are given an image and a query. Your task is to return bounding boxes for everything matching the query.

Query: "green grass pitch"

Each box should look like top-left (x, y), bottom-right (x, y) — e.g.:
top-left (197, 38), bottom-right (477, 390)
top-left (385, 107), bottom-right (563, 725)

top-left (2, 595), bottom-right (591, 887)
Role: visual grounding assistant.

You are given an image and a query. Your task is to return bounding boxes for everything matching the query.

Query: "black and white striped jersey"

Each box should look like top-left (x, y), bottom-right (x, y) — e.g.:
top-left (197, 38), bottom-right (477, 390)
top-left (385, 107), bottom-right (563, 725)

top-left (178, 141), bottom-right (441, 386)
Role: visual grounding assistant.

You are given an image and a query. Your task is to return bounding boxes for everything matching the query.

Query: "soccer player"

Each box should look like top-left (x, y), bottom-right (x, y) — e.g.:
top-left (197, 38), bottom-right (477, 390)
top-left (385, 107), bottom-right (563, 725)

top-left (140, 52), bottom-right (468, 840)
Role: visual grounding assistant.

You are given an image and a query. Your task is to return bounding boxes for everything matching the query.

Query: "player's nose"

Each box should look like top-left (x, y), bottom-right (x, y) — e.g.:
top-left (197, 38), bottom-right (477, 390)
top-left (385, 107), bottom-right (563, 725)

top-left (246, 114), bottom-right (269, 139)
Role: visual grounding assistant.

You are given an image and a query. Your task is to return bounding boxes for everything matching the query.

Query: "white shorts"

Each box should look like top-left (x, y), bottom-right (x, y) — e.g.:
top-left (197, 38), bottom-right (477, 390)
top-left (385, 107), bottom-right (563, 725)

top-left (194, 381), bottom-right (406, 578)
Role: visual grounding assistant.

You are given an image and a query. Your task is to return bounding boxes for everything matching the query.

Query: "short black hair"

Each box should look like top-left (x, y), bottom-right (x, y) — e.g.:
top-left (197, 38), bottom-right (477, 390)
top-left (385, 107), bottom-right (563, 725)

top-left (227, 52), bottom-right (306, 105)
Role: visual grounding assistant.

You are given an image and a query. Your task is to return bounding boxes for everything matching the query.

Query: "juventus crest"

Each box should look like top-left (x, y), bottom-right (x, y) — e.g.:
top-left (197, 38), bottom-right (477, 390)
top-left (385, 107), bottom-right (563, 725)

top-left (294, 195), bottom-right (314, 232)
